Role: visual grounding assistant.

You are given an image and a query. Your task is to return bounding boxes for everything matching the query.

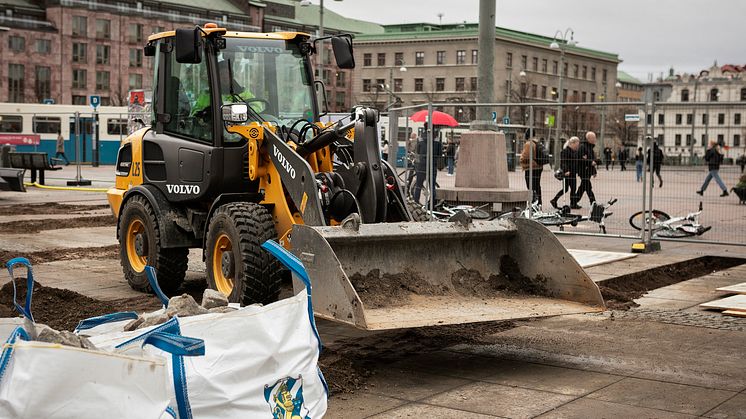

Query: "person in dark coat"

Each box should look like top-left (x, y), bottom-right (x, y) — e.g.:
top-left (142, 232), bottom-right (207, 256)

top-left (574, 131), bottom-right (598, 208)
top-left (635, 147), bottom-right (644, 182)
top-left (618, 148), bottom-right (628, 171)
top-left (520, 138), bottom-right (548, 206)
top-left (603, 146), bottom-right (612, 170)
top-left (550, 136), bottom-right (580, 209)
top-left (697, 138), bottom-right (729, 197)
top-left (412, 126), bottom-right (442, 203)
top-left (646, 142), bottom-right (664, 188)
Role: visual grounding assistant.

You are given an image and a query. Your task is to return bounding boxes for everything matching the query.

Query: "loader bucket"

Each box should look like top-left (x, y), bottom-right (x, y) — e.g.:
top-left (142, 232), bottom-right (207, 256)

top-left (290, 218), bottom-right (605, 330)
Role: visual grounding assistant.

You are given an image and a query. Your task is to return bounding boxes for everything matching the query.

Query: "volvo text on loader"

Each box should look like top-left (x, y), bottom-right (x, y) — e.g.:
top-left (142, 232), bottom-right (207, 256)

top-left (108, 24), bottom-right (605, 331)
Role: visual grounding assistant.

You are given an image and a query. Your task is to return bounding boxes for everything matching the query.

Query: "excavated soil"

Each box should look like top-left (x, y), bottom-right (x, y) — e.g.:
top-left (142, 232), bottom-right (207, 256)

top-left (0, 215), bottom-right (115, 234)
top-left (0, 203), bottom-right (110, 216)
top-left (319, 320), bottom-right (515, 395)
top-left (349, 269), bottom-right (447, 308)
top-left (0, 280), bottom-right (161, 331)
top-left (0, 245), bottom-right (120, 266)
top-left (599, 256), bottom-right (744, 310)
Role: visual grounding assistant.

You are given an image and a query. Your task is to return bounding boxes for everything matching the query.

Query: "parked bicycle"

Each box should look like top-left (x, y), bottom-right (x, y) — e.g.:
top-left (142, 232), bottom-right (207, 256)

top-left (500, 198), bottom-right (617, 233)
top-left (628, 202), bottom-right (711, 238)
top-left (431, 201), bottom-right (492, 221)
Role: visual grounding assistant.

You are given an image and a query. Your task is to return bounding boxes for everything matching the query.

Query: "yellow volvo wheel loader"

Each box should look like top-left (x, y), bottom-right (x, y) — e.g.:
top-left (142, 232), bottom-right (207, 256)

top-left (108, 24), bottom-right (604, 331)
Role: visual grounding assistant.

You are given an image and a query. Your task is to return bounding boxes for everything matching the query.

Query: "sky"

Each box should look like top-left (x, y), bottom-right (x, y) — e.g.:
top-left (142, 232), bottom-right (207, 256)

top-left (320, 0), bottom-right (746, 82)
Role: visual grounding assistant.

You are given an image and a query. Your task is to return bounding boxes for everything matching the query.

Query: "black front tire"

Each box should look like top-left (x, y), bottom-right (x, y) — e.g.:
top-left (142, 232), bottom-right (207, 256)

top-left (118, 195), bottom-right (188, 295)
top-left (405, 198), bottom-right (433, 222)
top-left (205, 202), bottom-right (282, 305)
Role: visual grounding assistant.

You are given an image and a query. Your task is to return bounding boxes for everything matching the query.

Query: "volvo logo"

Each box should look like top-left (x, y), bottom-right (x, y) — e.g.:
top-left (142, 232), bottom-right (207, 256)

top-left (166, 184), bottom-right (201, 195)
top-left (272, 145), bottom-right (296, 179)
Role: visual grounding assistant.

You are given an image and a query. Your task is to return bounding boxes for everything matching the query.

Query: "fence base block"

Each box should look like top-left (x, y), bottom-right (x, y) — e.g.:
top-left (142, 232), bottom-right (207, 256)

top-left (631, 240), bottom-right (662, 253)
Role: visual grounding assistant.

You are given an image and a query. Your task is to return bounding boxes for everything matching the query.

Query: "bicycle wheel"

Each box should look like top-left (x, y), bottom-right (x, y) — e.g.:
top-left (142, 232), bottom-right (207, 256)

top-left (468, 208), bottom-right (492, 220)
top-left (628, 210), bottom-right (670, 231)
top-left (654, 229), bottom-right (691, 238)
top-left (537, 215), bottom-right (579, 226)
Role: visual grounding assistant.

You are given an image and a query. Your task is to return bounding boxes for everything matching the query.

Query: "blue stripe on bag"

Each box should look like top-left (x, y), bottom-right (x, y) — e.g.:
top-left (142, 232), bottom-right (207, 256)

top-left (0, 326), bottom-right (30, 383)
top-left (146, 266), bottom-right (170, 307)
top-left (74, 311), bottom-right (140, 333)
top-left (115, 317), bottom-right (181, 350)
top-left (261, 240), bottom-right (329, 396)
top-left (6, 258), bottom-right (35, 322)
top-left (164, 406), bottom-right (177, 418)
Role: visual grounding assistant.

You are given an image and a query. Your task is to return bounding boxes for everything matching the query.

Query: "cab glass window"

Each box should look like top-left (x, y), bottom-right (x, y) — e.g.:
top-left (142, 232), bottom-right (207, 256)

top-left (164, 44), bottom-right (212, 142)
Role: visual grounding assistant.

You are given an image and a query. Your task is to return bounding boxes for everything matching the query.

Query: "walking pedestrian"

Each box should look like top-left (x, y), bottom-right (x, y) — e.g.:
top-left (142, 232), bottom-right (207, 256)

top-left (737, 153), bottom-right (746, 173)
top-left (618, 148), bottom-right (628, 171)
top-left (697, 139), bottom-right (729, 197)
top-left (646, 142), bottom-right (664, 188)
top-left (445, 137), bottom-right (456, 176)
top-left (575, 131), bottom-right (598, 207)
top-left (603, 146), bottom-right (612, 170)
top-left (405, 132), bottom-right (418, 193)
top-left (412, 126), bottom-right (441, 203)
top-left (635, 147), bottom-right (644, 182)
top-left (55, 130), bottom-right (70, 166)
top-left (520, 137), bottom-right (548, 206)
top-left (550, 137), bottom-right (580, 209)
top-left (381, 140), bottom-right (389, 161)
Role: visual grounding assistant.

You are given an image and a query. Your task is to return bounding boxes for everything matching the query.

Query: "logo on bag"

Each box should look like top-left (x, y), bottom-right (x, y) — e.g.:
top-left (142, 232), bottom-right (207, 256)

top-left (264, 376), bottom-right (310, 419)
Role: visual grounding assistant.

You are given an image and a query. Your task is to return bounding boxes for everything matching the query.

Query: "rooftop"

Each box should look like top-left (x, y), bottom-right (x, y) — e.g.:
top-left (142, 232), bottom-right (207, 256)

top-left (354, 22), bottom-right (620, 63)
top-left (617, 71), bottom-right (642, 85)
top-left (262, 0), bottom-right (384, 34)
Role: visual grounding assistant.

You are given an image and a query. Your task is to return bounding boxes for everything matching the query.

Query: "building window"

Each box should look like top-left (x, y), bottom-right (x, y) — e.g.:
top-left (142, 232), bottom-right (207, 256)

top-left (582, 65), bottom-right (587, 79)
top-left (551, 87), bottom-right (558, 99)
top-left (36, 39), bottom-right (51, 54)
top-left (9, 64), bottom-right (25, 103)
top-left (130, 49), bottom-right (143, 67)
top-left (72, 95), bottom-right (86, 105)
top-left (415, 51), bottom-right (424, 65)
top-left (520, 55), bottom-right (527, 69)
top-left (96, 45), bottom-right (110, 65)
top-left (335, 91), bottom-right (345, 109)
top-left (377, 53), bottom-right (385, 66)
top-left (703, 113), bottom-right (708, 124)
top-left (532, 57), bottom-right (538, 71)
top-left (658, 114), bottom-right (664, 125)
top-left (394, 52), bottom-right (403, 65)
top-left (435, 78), bottom-right (445, 91)
top-left (72, 16), bottom-right (87, 37)
top-left (393, 78), bottom-right (402, 92)
top-left (362, 79), bottom-right (371, 92)
top-left (128, 23), bottom-right (143, 44)
top-left (686, 134), bottom-right (692, 146)
top-left (735, 134), bottom-right (741, 147)
top-left (72, 69), bottom-right (87, 89)
top-left (675, 134), bottom-right (681, 146)
top-left (710, 88), bottom-right (719, 101)
top-left (72, 43), bottom-right (87, 63)
top-left (573, 64), bottom-right (579, 78)
top-left (590, 92), bottom-right (595, 102)
top-left (701, 134), bottom-right (707, 146)
top-left (0, 115), bottom-right (22, 132)
top-left (541, 59), bottom-right (547, 73)
top-left (107, 118), bottom-right (127, 135)
top-left (591, 67), bottom-right (596, 81)
top-left (35, 66), bottom-right (51, 101)
top-left (717, 134), bottom-right (724, 144)
top-left (96, 19), bottom-right (111, 39)
top-left (506, 52), bottom-right (512, 68)
top-left (375, 79), bottom-right (385, 90)
top-left (335, 71), bottom-right (345, 87)
top-left (96, 71), bottom-right (110, 91)
top-left (129, 74), bottom-right (143, 90)
top-left (9, 36), bottom-right (25, 53)
top-left (735, 113), bottom-right (742, 125)
top-left (531, 84), bottom-right (537, 98)
top-left (32, 116), bottom-right (60, 134)
top-left (414, 78), bottom-right (423, 92)
top-left (541, 86), bottom-right (547, 99)
top-left (437, 51), bottom-right (446, 65)
top-left (552, 60), bottom-right (558, 75)
top-left (581, 91), bottom-right (586, 102)
top-left (456, 50), bottom-right (466, 65)
top-left (470, 77), bottom-right (477, 91)
top-left (681, 89), bottom-right (689, 102)
top-left (653, 91), bottom-right (660, 101)
top-left (741, 88), bottom-right (746, 101)
top-left (455, 77), bottom-right (465, 91)
top-left (675, 114), bottom-right (682, 125)
top-left (686, 113), bottom-right (693, 124)
top-left (363, 53), bottom-right (371, 67)
top-left (718, 113), bottom-right (725, 124)
top-left (602, 68), bottom-right (607, 82)
top-left (471, 49), bottom-right (478, 64)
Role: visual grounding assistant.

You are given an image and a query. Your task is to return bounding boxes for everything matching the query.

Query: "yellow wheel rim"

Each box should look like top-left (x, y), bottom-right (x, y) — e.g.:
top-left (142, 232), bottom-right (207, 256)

top-left (126, 219), bottom-right (147, 272)
top-left (212, 233), bottom-right (234, 296)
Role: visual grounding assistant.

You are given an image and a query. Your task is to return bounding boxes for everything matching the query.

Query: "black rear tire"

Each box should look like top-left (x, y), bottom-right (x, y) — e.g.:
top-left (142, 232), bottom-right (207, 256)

top-left (205, 202), bottom-right (282, 305)
top-left (118, 195), bottom-right (188, 295)
top-left (628, 209), bottom-right (670, 231)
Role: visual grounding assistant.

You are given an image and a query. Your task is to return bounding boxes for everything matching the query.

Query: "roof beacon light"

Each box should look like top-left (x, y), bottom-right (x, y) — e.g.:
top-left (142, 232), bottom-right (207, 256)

top-left (204, 23), bottom-right (218, 29)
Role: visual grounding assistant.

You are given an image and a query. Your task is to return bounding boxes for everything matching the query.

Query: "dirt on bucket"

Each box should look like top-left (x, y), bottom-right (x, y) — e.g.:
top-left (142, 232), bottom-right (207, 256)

top-left (349, 269), bottom-right (448, 309)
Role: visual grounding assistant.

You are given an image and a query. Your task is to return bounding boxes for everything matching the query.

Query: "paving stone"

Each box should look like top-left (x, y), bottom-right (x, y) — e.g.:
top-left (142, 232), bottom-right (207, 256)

top-left (704, 393), bottom-right (746, 418)
top-left (364, 368), bottom-right (470, 401)
top-left (616, 308), bottom-right (746, 331)
top-left (479, 359), bottom-right (622, 396)
top-left (634, 296), bottom-right (699, 310)
top-left (368, 403), bottom-right (501, 418)
top-left (536, 397), bottom-right (698, 418)
top-left (388, 351), bottom-right (510, 381)
top-left (587, 377), bottom-right (736, 415)
top-left (325, 392), bottom-right (406, 419)
top-left (422, 381), bottom-right (575, 418)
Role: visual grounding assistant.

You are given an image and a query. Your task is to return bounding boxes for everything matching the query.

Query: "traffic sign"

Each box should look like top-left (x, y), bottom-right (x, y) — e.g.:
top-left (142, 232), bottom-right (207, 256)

top-left (502, 116), bottom-right (510, 125)
top-left (491, 111), bottom-right (497, 122)
top-left (90, 95), bottom-right (101, 109)
top-left (42, 98), bottom-right (55, 105)
top-left (624, 113), bottom-right (641, 122)
top-left (546, 115), bottom-right (555, 127)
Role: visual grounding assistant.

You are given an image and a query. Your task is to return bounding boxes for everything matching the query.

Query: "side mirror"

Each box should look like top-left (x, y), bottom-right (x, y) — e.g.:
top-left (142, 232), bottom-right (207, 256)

top-left (331, 35), bottom-right (355, 69)
top-left (221, 103), bottom-right (248, 123)
top-left (175, 28), bottom-right (201, 64)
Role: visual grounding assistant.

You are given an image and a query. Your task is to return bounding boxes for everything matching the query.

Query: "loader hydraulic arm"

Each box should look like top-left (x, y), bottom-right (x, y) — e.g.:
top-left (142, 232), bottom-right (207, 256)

top-left (296, 119), bottom-right (356, 158)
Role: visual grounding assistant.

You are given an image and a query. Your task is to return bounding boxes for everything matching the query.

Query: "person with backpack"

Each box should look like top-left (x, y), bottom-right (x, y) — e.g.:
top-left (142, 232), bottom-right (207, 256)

top-left (646, 142), bottom-right (664, 188)
top-left (520, 137), bottom-right (549, 206)
top-left (550, 137), bottom-right (580, 209)
top-left (697, 139), bottom-right (729, 197)
top-left (575, 131), bottom-right (598, 208)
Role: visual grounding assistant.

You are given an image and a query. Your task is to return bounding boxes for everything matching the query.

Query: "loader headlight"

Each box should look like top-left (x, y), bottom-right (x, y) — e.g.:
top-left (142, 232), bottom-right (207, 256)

top-left (221, 103), bottom-right (249, 123)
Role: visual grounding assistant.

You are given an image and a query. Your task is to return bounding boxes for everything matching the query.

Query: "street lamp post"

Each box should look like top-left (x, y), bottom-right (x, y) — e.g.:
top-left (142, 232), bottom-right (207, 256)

top-left (600, 82), bottom-right (607, 148)
top-left (300, 0), bottom-right (343, 82)
top-left (550, 28), bottom-right (575, 166)
top-left (387, 60), bottom-right (407, 109)
top-left (505, 69), bottom-right (526, 123)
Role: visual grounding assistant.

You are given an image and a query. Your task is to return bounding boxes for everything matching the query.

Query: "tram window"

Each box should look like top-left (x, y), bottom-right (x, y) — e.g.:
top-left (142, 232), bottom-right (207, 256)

top-left (107, 118), bottom-right (127, 135)
top-left (0, 115), bottom-right (23, 133)
top-left (33, 116), bottom-right (61, 134)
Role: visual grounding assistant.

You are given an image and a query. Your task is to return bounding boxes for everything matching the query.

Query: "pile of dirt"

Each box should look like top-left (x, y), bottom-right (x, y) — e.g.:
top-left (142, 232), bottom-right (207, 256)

top-left (0, 245), bottom-right (120, 266)
top-left (451, 256), bottom-right (548, 297)
top-left (319, 320), bottom-right (515, 395)
top-left (349, 269), bottom-right (447, 308)
top-left (0, 215), bottom-right (115, 234)
top-left (0, 203), bottom-right (110, 216)
top-left (0, 280), bottom-right (161, 331)
top-left (599, 256), bottom-right (744, 310)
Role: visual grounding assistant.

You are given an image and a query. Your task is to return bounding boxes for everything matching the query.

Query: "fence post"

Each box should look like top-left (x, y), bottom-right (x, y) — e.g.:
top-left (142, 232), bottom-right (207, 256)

top-left (426, 102), bottom-right (434, 211)
top-left (387, 109), bottom-right (399, 171)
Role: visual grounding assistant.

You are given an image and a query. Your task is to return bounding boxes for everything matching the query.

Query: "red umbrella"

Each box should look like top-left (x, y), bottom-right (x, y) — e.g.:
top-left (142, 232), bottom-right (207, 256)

top-left (410, 110), bottom-right (459, 127)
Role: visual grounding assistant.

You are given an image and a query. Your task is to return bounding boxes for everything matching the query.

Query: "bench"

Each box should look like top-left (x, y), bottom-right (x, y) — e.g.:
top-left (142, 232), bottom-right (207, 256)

top-left (9, 152), bottom-right (62, 185)
top-left (0, 167), bottom-right (26, 192)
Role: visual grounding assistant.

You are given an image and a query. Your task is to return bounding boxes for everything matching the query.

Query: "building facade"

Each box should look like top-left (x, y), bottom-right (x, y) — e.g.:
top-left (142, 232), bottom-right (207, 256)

top-left (616, 71), bottom-right (643, 102)
top-left (352, 23), bottom-right (620, 140)
top-left (642, 64), bottom-right (746, 159)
